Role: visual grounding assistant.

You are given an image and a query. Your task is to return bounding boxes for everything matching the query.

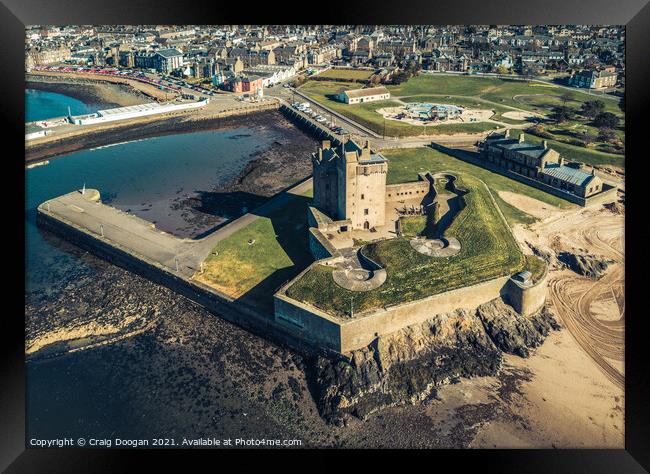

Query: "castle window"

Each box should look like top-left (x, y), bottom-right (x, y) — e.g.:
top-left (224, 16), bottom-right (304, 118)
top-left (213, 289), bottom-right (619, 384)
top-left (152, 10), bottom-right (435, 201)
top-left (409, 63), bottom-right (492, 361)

top-left (364, 208), bottom-right (369, 215)
top-left (361, 194), bottom-right (365, 200)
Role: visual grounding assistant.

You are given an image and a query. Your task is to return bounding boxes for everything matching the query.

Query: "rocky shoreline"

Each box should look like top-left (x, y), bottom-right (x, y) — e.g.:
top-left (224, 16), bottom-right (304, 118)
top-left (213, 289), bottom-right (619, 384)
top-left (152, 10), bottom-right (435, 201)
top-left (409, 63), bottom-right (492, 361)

top-left (313, 299), bottom-right (560, 425)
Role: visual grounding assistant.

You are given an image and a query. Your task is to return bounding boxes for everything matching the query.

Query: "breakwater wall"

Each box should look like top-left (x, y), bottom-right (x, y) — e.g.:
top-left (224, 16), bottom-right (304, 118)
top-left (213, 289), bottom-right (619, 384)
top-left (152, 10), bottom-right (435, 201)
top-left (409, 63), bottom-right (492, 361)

top-left (36, 207), bottom-right (340, 359)
top-left (279, 104), bottom-right (342, 145)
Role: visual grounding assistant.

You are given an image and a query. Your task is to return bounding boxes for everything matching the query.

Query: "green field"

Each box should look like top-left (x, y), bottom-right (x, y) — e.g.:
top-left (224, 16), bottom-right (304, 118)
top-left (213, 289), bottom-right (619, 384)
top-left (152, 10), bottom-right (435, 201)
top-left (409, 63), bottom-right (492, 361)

top-left (399, 215), bottom-right (429, 238)
top-left (522, 133), bottom-right (623, 168)
top-left (285, 174), bottom-right (536, 318)
top-left (299, 74), bottom-right (625, 165)
top-left (194, 189), bottom-right (313, 310)
top-left (314, 68), bottom-right (375, 81)
top-left (298, 80), bottom-right (500, 137)
top-left (382, 146), bottom-right (575, 226)
top-left (388, 75), bottom-right (624, 117)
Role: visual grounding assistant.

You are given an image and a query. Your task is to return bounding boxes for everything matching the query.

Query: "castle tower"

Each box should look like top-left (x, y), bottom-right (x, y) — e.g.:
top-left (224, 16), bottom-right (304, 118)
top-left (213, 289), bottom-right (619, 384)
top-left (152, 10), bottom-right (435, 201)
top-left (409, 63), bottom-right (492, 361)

top-left (312, 139), bottom-right (387, 230)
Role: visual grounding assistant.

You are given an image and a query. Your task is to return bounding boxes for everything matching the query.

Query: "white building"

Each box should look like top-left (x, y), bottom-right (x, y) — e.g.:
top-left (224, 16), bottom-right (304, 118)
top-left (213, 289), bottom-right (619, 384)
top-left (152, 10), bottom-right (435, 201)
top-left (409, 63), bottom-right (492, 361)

top-left (241, 64), bottom-right (297, 87)
top-left (336, 86), bottom-right (391, 105)
top-left (69, 100), bottom-right (209, 125)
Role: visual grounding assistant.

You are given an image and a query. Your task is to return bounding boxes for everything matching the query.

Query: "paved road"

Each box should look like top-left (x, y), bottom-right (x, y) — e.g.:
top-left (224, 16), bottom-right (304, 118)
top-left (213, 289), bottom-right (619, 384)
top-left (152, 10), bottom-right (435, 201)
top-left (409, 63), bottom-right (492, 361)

top-left (40, 179), bottom-right (313, 278)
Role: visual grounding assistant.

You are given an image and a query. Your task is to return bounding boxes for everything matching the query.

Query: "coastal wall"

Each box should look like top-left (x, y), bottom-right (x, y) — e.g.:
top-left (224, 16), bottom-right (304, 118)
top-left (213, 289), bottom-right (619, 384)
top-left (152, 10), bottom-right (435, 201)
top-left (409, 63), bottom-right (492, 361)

top-left (274, 263), bottom-right (548, 354)
top-left (273, 293), bottom-right (342, 352)
top-left (338, 275), bottom-right (512, 352)
top-left (71, 100), bottom-right (210, 125)
top-left (36, 207), bottom-right (340, 359)
top-left (504, 266), bottom-right (549, 316)
top-left (279, 104), bottom-right (342, 145)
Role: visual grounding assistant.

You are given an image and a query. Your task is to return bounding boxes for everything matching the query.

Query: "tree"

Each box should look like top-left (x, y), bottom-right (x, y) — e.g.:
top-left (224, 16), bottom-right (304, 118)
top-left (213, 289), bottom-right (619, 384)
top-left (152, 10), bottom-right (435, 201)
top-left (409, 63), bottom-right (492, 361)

top-left (581, 99), bottom-right (606, 118)
top-left (550, 105), bottom-right (575, 123)
top-left (593, 112), bottom-right (620, 129)
top-left (560, 92), bottom-right (573, 105)
top-left (598, 127), bottom-right (618, 143)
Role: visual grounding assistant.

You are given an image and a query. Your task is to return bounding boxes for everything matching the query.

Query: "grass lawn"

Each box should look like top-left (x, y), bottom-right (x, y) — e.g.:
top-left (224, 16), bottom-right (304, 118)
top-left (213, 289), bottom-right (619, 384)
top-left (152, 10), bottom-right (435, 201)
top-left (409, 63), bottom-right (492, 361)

top-left (399, 215), bottom-right (428, 238)
top-left (298, 80), bottom-right (500, 137)
top-left (315, 68), bottom-right (375, 81)
top-left (389, 75), bottom-right (623, 117)
top-left (194, 190), bottom-right (313, 309)
top-left (285, 174), bottom-right (537, 317)
top-left (522, 133), bottom-right (624, 169)
top-left (388, 75), bottom-right (625, 149)
top-left (381, 146), bottom-right (574, 226)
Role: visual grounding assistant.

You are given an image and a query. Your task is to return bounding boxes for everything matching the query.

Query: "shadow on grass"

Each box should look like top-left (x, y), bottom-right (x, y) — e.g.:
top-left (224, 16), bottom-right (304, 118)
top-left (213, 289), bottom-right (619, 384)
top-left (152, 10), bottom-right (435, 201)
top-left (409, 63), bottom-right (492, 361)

top-left (232, 193), bottom-right (315, 312)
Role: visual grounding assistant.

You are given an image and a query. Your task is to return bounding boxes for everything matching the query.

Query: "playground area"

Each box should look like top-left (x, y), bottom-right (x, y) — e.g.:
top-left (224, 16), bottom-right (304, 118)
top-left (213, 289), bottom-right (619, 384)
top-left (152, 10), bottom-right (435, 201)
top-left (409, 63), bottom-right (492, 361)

top-left (376, 102), bottom-right (494, 127)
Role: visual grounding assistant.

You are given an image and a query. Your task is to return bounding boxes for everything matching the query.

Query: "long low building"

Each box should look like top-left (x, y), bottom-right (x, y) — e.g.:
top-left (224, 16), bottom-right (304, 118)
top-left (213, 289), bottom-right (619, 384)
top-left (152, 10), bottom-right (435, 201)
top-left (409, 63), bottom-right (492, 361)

top-left (479, 130), bottom-right (604, 199)
top-left (336, 86), bottom-right (391, 105)
top-left (69, 99), bottom-right (209, 125)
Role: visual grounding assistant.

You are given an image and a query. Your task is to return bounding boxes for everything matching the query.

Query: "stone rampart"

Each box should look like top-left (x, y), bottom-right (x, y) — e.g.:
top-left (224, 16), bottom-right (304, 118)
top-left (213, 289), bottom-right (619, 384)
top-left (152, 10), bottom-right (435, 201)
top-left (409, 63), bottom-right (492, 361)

top-left (385, 181), bottom-right (430, 202)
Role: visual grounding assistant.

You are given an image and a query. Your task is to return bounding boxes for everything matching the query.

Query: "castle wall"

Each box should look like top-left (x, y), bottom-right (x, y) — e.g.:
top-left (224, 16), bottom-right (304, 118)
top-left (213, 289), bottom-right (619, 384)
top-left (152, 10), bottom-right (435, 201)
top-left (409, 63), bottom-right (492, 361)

top-left (385, 181), bottom-right (430, 202)
top-left (308, 227), bottom-right (340, 260)
top-left (273, 293), bottom-right (342, 352)
top-left (338, 275), bottom-right (512, 352)
top-left (504, 268), bottom-right (549, 316)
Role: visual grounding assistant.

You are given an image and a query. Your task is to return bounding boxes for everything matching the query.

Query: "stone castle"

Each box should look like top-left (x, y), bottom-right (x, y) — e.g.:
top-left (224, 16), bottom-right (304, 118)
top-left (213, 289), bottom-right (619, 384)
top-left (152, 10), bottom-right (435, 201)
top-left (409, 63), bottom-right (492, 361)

top-left (312, 139), bottom-right (388, 230)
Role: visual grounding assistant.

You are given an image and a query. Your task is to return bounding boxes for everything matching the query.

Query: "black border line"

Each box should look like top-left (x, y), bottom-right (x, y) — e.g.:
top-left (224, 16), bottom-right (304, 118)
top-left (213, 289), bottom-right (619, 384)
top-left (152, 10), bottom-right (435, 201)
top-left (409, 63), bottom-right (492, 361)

top-left (2, 0), bottom-right (648, 470)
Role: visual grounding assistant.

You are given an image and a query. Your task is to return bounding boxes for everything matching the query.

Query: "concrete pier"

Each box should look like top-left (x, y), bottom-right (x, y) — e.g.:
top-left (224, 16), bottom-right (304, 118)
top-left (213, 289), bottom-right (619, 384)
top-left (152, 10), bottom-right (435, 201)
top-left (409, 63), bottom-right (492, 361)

top-left (36, 183), bottom-right (344, 359)
top-left (38, 189), bottom-right (210, 277)
top-left (37, 180), bottom-right (312, 278)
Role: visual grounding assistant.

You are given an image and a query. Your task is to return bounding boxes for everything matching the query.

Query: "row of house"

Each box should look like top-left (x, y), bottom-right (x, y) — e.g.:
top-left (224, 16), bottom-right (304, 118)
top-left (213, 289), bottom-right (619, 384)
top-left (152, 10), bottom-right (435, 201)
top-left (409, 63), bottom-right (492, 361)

top-left (26, 25), bottom-right (624, 91)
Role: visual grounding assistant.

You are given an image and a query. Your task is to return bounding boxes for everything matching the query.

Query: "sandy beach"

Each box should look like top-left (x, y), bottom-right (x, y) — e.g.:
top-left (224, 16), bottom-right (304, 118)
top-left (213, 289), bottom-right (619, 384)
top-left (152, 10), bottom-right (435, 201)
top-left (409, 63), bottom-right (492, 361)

top-left (27, 76), bottom-right (151, 109)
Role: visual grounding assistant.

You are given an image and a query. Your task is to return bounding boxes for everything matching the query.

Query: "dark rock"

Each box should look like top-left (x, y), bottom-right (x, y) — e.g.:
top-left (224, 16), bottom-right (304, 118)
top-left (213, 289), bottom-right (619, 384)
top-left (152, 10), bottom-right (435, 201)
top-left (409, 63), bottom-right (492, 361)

top-left (558, 252), bottom-right (612, 279)
top-left (476, 300), bottom-right (560, 358)
top-left (312, 309), bottom-right (502, 423)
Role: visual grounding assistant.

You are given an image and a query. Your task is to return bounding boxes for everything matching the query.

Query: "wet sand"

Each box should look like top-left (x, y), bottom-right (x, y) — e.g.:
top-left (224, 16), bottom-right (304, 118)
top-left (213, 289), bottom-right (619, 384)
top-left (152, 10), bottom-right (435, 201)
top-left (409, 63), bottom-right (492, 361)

top-left (23, 258), bottom-right (545, 447)
top-left (28, 254), bottom-right (622, 448)
top-left (27, 77), bottom-right (150, 110)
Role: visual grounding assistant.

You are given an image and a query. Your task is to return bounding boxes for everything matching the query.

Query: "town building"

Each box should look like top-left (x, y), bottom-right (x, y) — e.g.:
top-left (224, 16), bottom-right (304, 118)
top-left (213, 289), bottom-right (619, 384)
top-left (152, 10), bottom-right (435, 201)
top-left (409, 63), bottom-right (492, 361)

top-left (479, 130), bottom-right (603, 198)
top-left (335, 86), bottom-right (391, 105)
top-left (153, 48), bottom-right (184, 73)
top-left (569, 68), bottom-right (617, 89)
top-left (312, 139), bottom-right (388, 230)
top-left (134, 48), bottom-right (183, 73)
top-left (25, 46), bottom-right (72, 70)
top-left (241, 64), bottom-right (296, 86)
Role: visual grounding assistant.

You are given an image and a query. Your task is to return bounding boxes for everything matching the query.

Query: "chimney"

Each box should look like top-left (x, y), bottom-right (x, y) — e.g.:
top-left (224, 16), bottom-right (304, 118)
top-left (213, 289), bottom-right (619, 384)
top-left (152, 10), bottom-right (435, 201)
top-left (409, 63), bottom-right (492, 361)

top-left (542, 140), bottom-right (548, 149)
top-left (504, 129), bottom-right (510, 138)
top-left (364, 140), bottom-right (370, 149)
top-left (321, 139), bottom-right (330, 149)
top-left (559, 156), bottom-right (564, 166)
top-left (591, 167), bottom-right (596, 176)
top-left (519, 133), bottom-right (524, 143)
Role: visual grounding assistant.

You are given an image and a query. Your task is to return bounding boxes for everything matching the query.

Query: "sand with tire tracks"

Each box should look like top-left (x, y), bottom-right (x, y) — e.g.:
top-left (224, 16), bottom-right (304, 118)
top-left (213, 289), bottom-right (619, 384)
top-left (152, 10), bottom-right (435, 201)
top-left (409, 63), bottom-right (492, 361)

top-left (466, 190), bottom-right (625, 448)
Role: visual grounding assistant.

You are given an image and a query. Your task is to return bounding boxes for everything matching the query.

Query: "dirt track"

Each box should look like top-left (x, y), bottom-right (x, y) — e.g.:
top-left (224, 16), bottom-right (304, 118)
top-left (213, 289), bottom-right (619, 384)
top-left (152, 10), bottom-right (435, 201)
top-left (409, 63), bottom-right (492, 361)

top-left (500, 191), bottom-right (625, 389)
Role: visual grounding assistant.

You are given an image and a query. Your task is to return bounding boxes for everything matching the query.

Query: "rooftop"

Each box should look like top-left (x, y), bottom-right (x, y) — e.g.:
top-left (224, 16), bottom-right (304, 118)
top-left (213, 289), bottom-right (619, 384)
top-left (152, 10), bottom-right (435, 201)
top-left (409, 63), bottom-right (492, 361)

top-left (156, 48), bottom-right (183, 58)
top-left (98, 102), bottom-right (161, 116)
top-left (488, 135), bottom-right (550, 159)
top-left (342, 86), bottom-right (390, 99)
top-left (542, 163), bottom-right (596, 187)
